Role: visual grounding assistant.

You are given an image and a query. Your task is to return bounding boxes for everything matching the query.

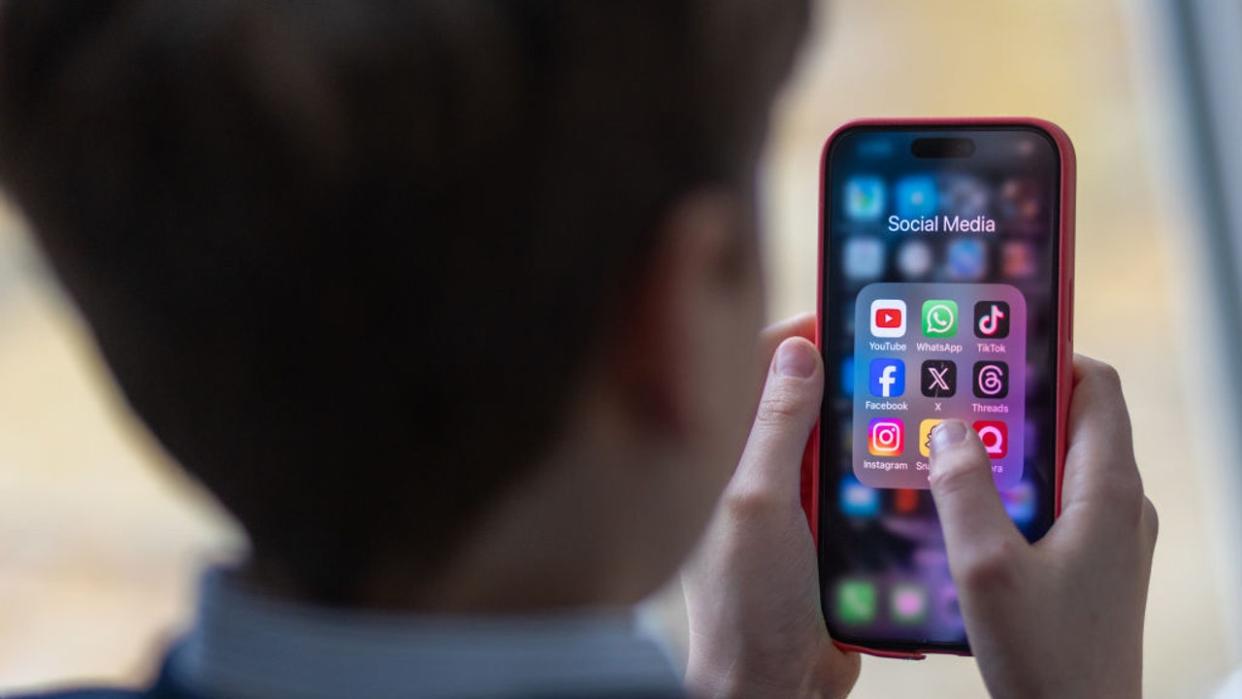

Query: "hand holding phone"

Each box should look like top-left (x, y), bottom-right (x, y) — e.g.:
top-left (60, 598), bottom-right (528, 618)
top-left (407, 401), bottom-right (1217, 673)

top-left (928, 356), bottom-right (1156, 698)
top-left (684, 317), bottom-right (859, 699)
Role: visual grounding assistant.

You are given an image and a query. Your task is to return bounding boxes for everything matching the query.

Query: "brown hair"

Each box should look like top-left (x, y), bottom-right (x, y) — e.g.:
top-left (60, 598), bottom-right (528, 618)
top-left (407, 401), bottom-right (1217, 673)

top-left (0, 0), bottom-right (807, 602)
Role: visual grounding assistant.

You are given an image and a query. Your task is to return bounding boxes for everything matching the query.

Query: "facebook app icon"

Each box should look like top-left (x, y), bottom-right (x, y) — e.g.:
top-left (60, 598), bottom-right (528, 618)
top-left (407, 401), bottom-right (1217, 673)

top-left (868, 358), bottom-right (905, 398)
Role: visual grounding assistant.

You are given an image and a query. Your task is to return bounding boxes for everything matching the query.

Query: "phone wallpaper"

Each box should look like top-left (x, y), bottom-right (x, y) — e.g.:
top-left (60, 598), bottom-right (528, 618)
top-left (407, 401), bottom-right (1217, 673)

top-left (819, 127), bottom-right (1061, 650)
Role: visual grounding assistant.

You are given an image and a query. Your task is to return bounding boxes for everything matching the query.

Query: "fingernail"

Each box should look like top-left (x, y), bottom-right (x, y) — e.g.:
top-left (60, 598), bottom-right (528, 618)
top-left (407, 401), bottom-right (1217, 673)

top-left (775, 339), bottom-right (816, 378)
top-left (930, 420), bottom-right (968, 453)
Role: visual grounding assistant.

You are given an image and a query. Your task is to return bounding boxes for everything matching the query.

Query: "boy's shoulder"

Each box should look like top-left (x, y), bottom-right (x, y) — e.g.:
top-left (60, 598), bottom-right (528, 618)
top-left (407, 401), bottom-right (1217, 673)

top-left (16, 692), bottom-right (148, 699)
top-left (17, 691), bottom-right (686, 699)
top-left (17, 686), bottom-right (686, 699)
top-left (15, 642), bottom-right (687, 699)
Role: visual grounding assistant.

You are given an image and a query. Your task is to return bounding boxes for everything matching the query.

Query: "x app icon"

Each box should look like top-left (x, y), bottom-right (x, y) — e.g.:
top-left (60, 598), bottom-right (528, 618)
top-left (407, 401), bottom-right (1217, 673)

top-left (921, 360), bottom-right (956, 398)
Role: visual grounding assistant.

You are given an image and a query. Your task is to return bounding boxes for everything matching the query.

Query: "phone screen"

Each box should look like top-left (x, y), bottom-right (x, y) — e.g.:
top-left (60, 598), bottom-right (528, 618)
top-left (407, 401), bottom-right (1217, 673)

top-left (818, 125), bottom-right (1063, 651)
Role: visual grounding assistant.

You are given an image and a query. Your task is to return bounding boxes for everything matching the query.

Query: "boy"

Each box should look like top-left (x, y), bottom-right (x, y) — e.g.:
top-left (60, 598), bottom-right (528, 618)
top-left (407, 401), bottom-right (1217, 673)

top-left (0, 1), bottom-right (1155, 697)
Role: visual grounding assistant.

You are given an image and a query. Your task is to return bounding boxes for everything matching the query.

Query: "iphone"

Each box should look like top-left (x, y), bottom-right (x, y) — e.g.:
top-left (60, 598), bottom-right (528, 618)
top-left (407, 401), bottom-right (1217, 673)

top-left (810, 119), bottom-right (1075, 657)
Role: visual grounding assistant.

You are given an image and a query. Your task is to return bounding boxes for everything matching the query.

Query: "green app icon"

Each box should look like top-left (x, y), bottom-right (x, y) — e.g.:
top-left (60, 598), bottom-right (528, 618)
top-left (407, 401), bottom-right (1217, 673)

top-left (921, 299), bottom-right (959, 338)
top-left (836, 580), bottom-right (877, 625)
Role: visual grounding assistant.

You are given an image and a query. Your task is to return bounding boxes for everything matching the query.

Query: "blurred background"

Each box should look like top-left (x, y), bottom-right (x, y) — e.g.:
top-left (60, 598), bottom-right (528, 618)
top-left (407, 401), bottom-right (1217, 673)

top-left (1, 0), bottom-right (1240, 697)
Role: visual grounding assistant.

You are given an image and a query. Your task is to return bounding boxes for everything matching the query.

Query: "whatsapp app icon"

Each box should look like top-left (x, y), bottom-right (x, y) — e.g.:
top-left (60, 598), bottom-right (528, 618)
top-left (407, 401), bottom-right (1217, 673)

top-left (921, 299), bottom-right (958, 338)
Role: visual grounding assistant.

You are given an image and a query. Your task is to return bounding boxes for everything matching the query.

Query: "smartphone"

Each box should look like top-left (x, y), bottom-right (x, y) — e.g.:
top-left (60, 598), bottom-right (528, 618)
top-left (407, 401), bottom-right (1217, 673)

top-left (808, 119), bottom-right (1075, 658)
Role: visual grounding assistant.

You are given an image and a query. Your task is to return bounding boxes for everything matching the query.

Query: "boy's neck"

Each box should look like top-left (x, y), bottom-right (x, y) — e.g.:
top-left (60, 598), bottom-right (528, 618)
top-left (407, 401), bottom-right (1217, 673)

top-left (241, 455), bottom-right (665, 613)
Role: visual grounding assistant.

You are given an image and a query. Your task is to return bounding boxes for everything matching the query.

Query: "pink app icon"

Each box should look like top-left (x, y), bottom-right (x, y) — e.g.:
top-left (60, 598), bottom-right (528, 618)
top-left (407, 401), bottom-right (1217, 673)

top-left (891, 583), bottom-right (929, 625)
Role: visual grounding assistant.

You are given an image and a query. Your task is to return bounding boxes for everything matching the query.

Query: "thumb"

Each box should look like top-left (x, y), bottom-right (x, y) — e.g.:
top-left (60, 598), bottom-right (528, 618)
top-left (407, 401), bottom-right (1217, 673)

top-left (730, 337), bottom-right (823, 500)
top-left (927, 421), bottom-right (1024, 572)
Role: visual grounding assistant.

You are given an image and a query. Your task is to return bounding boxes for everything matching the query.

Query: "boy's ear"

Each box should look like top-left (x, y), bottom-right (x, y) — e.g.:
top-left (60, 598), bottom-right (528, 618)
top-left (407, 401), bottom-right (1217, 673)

top-left (609, 189), bottom-right (756, 436)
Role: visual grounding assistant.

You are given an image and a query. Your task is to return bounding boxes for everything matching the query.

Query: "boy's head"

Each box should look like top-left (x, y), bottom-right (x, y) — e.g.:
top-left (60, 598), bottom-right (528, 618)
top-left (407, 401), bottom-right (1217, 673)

top-left (0, 0), bottom-right (808, 605)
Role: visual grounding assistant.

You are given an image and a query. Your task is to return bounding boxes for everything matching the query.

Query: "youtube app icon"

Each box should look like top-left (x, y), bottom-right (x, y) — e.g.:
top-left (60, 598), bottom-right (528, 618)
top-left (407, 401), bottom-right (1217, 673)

top-left (870, 299), bottom-right (907, 338)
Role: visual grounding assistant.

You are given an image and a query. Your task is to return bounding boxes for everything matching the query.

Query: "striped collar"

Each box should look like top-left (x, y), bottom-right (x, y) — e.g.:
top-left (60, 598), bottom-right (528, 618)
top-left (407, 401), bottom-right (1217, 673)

top-left (169, 569), bottom-right (682, 699)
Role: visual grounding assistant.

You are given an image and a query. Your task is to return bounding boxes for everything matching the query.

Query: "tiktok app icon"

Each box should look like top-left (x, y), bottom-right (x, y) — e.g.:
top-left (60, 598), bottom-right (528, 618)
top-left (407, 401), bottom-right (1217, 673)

top-left (974, 301), bottom-right (1011, 339)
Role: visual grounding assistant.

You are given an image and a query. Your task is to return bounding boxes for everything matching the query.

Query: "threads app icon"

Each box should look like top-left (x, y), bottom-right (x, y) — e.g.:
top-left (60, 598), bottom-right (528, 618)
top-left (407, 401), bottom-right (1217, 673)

top-left (973, 361), bottom-right (1010, 399)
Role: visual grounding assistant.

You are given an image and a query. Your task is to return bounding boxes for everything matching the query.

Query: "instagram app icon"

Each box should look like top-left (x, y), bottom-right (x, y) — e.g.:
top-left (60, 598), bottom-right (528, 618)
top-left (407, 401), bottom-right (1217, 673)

top-left (867, 418), bottom-right (905, 457)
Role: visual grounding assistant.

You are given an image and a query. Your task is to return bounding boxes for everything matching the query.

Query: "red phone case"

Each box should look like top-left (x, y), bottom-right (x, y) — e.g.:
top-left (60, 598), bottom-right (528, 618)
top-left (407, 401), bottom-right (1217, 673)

top-left (801, 117), bottom-right (1076, 660)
